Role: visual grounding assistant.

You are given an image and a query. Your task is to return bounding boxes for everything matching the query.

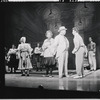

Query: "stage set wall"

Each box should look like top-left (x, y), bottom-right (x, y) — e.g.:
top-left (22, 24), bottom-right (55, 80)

top-left (4, 3), bottom-right (100, 70)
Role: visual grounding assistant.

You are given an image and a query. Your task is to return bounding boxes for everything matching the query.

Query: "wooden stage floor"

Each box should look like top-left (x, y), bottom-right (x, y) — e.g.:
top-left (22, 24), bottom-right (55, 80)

top-left (5, 69), bottom-right (100, 92)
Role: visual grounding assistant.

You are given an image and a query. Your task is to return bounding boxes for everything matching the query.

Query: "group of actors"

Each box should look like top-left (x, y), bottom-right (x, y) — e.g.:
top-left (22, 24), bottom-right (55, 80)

top-left (5, 26), bottom-right (96, 78)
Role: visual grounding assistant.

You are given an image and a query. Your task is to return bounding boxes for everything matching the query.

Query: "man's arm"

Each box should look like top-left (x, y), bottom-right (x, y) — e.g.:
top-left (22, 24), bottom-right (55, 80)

top-left (93, 43), bottom-right (96, 53)
top-left (42, 40), bottom-right (48, 51)
top-left (72, 38), bottom-right (79, 54)
top-left (87, 44), bottom-right (89, 52)
top-left (66, 38), bottom-right (69, 50)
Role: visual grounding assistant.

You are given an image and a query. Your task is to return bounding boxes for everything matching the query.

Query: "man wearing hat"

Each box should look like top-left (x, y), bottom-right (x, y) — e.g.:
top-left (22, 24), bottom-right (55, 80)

top-left (50, 26), bottom-right (69, 78)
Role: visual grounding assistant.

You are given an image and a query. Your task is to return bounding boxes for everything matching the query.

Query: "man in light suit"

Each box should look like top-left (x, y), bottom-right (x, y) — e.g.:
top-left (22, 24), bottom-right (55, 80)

top-left (50, 26), bottom-right (69, 78)
top-left (72, 27), bottom-right (85, 78)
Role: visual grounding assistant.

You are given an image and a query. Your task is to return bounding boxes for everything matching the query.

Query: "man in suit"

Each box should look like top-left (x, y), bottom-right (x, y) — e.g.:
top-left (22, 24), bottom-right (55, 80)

top-left (50, 26), bottom-right (69, 78)
top-left (87, 37), bottom-right (96, 71)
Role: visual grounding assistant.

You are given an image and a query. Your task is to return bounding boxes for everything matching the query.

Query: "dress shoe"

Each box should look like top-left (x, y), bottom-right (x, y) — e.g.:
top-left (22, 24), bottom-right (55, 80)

top-left (27, 74), bottom-right (29, 76)
top-left (59, 76), bottom-right (63, 78)
top-left (49, 75), bottom-right (53, 78)
top-left (42, 74), bottom-right (49, 77)
top-left (73, 75), bottom-right (83, 79)
top-left (70, 74), bottom-right (77, 78)
top-left (90, 69), bottom-right (94, 71)
top-left (21, 74), bottom-right (25, 76)
top-left (63, 74), bottom-right (70, 77)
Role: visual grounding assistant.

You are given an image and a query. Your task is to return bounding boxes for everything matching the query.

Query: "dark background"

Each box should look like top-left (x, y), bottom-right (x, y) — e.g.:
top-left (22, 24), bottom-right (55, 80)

top-left (4, 3), bottom-right (100, 70)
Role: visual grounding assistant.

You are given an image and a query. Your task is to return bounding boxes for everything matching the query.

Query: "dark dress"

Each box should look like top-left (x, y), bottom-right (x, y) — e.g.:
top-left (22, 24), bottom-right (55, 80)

top-left (9, 54), bottom-right (17, 72)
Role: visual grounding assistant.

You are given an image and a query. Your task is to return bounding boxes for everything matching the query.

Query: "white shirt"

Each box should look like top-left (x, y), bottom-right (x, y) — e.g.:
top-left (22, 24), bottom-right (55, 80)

top-left (42, 38), bottom-right (54, 57)
top-left (17, 43), bottom-right (32, 56)
top-left (73, 34), bottom-right (85, 53)
top-left (34, 47), bottom-right (41, 54)
top-left (8, 48), bottom-right (17, 55)
top-left (7, 48), bottom-right (17, 60)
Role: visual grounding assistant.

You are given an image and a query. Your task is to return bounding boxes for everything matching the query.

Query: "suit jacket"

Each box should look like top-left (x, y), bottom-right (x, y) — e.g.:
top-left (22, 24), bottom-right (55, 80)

top-left (50, 34), bottom-right (69, 58)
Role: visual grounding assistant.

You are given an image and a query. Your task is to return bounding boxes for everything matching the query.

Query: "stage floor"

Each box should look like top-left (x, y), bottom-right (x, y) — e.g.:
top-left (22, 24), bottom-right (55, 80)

top-left (5, 69), bottom-right (100, 92)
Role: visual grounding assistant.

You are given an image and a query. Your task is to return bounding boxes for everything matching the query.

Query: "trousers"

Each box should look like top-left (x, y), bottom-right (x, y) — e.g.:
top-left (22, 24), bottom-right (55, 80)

top-left (57, 51), bottom-right (68, 77)
top-left (75, 47), bottom-right (85, 76)
top-left (88, 51), bottom-right (96, 70)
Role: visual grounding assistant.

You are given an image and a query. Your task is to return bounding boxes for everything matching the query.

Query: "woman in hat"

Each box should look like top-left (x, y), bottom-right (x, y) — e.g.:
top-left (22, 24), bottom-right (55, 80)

top-left (17, 37), bottom-right (33, 76)
top-left (42, 30), bottom-right (56, 77)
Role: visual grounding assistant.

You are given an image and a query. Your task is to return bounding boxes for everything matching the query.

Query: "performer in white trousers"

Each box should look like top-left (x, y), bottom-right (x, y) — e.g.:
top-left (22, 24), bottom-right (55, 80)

top-left (50, 26), bottom-right (69, 78)
top-left (72, 27), bottom-right (85, 79)
top-left (87, 37), bottom-right (96, 71)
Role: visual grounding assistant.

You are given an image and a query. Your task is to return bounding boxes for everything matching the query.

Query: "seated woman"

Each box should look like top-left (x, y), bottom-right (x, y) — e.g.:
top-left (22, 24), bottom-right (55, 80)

top-left (17, 37), bottom-right (33, 76)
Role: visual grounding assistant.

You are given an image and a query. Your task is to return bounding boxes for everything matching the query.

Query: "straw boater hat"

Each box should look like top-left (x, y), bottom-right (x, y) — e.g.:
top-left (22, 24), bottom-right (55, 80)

top-left (58, 26), bottom-right (67, 32)
top-left (20, 37), bottom-right (26, 43)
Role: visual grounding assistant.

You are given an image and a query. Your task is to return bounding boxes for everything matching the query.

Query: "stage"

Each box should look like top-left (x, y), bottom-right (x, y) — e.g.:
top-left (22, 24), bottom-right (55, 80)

top-left (5, 69), bottom-right (100, 92)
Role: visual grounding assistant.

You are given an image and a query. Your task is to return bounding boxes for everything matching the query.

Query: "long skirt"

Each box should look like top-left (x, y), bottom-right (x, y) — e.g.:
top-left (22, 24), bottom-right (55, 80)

top-left (8, 54), bottom-right (17, 69)
top-left (18, 52), bottom-right (33, 70)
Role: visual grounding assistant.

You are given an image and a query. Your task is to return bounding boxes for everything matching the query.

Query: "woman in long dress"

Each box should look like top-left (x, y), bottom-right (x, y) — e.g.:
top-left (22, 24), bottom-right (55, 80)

top-left (17, 37), bottom-right (33, 76)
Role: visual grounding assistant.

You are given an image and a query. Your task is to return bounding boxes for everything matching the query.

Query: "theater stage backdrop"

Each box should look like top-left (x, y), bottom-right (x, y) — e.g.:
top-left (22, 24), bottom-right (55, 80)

top-left (4, 3), bottom-right (100, 69)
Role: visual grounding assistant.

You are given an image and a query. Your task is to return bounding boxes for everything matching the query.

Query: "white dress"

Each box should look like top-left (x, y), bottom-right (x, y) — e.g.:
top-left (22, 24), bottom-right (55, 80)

top-left (17, 43), bottom-right (33, 70)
